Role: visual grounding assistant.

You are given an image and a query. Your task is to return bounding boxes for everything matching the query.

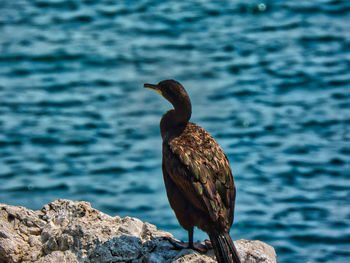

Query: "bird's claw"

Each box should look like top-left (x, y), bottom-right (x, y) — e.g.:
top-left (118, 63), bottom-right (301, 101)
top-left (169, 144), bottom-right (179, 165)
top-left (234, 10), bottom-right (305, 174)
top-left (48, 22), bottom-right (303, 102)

top-left (165, 237), bottom-right (212, 253)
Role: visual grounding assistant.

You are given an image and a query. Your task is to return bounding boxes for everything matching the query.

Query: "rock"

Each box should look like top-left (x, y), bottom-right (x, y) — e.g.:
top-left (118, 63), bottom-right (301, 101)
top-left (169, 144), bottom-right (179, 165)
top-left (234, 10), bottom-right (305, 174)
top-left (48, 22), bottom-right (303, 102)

top-left (0, 199), bottom-right (276, 263)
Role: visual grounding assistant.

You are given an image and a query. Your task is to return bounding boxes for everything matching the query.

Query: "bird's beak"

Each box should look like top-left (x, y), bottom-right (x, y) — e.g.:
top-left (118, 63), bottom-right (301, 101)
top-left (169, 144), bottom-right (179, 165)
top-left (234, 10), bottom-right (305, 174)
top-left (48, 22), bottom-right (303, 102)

top-left (144, 83), bottom-right (162, 95)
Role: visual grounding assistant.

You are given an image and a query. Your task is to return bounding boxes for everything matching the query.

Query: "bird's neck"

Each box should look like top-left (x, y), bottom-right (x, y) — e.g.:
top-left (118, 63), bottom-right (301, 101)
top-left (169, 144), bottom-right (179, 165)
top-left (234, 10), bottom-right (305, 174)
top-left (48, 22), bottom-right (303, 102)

top-left (160, 99), bottom-right (191, 139)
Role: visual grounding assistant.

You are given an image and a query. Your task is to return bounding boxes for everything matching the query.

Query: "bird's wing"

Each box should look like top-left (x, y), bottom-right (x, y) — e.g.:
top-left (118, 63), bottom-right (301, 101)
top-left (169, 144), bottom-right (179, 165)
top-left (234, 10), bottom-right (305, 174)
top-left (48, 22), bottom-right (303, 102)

top-left (164, 122), bottom-right (235, 226)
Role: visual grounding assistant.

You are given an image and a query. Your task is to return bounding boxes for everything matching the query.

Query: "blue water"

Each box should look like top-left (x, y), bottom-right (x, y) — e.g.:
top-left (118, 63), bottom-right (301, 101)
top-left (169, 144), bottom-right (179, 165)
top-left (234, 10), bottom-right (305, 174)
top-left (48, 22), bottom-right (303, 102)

top-left (1, 0), bottom-right (350, 262)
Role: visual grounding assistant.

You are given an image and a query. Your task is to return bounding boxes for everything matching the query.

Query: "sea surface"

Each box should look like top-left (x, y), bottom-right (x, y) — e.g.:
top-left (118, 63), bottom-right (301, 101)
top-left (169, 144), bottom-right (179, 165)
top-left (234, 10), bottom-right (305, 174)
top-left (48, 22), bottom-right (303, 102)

top-left (1, 0), bottom-right (350, 262)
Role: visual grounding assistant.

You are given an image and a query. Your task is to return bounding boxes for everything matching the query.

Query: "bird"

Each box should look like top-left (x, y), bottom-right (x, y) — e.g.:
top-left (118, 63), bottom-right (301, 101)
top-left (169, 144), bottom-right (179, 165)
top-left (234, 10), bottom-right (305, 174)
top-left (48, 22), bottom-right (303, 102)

top-left (144, 79), bottom-right (241, 263)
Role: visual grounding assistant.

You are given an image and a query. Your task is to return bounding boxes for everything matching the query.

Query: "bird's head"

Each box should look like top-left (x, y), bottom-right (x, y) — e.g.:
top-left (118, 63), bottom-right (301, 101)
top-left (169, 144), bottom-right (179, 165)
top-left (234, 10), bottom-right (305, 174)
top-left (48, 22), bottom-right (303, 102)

top-left (143, 79), bottom-right (190, 107)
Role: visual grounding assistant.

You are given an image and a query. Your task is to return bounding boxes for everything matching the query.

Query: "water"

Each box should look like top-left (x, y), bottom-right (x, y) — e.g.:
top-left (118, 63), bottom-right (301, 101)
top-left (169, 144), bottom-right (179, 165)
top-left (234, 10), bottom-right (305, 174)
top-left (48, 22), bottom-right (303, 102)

top-left (1, 0), bottom-right (350, 262)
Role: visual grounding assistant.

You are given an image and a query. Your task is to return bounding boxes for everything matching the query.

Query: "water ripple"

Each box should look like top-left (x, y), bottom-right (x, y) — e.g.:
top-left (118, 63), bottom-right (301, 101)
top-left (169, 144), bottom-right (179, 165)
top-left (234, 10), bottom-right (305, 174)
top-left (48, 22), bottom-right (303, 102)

top-left (1, 1), bottom-right (350, 262)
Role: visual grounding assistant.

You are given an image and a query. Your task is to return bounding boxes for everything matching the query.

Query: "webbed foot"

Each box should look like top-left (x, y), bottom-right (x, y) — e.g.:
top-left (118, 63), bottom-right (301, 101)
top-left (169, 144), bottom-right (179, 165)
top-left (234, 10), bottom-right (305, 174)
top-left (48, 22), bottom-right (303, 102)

top-left (165, 237), bottom-right (212, 253)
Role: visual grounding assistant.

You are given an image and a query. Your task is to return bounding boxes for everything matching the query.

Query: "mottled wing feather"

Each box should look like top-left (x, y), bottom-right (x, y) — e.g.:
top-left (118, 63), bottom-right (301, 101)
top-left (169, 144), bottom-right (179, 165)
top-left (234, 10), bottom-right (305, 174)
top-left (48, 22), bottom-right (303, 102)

top-left (165, 122), bottom-right (235, 228)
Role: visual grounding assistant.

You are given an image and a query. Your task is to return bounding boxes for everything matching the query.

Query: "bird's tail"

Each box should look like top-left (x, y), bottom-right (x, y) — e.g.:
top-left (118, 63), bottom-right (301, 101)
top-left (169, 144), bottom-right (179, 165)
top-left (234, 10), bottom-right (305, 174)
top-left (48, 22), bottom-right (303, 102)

top-left (209, 232), bottom-right (241, 263)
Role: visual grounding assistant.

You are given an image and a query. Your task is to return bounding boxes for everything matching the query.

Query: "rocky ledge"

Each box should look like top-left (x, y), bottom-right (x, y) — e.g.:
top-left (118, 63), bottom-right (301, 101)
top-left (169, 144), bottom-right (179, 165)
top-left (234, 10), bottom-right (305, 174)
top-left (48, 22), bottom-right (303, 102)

top-left (0, 199), bottom-right (276, 263)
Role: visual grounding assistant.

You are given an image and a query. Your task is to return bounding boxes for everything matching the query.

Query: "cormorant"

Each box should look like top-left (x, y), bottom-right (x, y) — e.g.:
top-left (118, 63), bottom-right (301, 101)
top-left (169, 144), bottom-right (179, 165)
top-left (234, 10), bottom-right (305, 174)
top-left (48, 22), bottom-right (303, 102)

top-left (144, 79), bottom-right (241, 263)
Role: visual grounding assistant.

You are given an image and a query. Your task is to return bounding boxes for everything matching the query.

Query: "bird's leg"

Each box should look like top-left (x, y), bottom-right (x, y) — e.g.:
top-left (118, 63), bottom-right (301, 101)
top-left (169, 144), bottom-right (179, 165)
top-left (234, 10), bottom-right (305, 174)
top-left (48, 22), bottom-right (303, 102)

top-left (165, 227), bottom-right (212, 253)
top-left (188, 227), bottom-right (211, 253)
top-left (188, 227), bottom-right (194, 248)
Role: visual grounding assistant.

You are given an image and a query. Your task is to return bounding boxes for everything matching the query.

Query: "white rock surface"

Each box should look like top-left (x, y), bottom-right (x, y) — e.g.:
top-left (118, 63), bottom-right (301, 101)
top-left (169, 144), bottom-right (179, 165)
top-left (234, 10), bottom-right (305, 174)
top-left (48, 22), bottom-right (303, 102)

top-left (0, 199), bottom-right (276, 263)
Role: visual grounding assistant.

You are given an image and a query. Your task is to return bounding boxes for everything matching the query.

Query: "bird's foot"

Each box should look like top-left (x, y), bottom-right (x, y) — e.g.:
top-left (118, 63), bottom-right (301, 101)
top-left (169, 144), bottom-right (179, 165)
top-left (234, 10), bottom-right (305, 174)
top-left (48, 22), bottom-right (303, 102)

top-left (165, 237), bottom-right (212, 253)
top-left (191, 239), bottom-right (212, 253)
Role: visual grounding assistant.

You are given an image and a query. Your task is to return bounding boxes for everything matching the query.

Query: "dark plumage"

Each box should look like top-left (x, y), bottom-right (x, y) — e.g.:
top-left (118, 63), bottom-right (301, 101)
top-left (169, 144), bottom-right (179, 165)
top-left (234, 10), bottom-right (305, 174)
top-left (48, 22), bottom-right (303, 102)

top-left (144, 79), bottom-right (241, 263)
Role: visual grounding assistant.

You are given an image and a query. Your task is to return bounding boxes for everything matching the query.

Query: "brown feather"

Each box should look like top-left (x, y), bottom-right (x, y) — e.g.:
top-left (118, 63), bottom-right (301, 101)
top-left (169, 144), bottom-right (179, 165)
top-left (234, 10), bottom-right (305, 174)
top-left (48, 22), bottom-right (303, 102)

top-left (164, 122), bottom-right (235, 233)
